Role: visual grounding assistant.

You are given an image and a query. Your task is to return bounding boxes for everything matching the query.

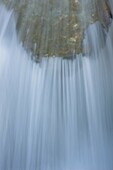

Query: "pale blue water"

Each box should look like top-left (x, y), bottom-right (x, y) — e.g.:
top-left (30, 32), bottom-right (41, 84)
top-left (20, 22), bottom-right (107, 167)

top-left (0, 4), bottom-right (113, 170)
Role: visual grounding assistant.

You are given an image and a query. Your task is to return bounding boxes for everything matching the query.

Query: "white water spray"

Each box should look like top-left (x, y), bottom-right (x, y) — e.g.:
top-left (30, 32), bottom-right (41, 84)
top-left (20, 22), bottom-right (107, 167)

top-left (0, 4), bottom-right (113, 170)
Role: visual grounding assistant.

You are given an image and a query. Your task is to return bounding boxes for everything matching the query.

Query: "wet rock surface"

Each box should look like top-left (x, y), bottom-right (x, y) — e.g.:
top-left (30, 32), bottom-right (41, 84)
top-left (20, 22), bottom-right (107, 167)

top-left (1, 0), bottom-right (112, 59)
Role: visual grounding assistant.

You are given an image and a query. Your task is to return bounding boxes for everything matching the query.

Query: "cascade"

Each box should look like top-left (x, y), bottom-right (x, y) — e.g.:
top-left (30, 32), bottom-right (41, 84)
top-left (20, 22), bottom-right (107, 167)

top-left (0, 2), bottom-right (113, 170)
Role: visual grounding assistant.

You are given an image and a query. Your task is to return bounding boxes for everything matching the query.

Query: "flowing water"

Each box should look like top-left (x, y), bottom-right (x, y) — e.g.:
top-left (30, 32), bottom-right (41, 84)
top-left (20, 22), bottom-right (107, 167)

top-left (0, 4), bottom-right (113, 170)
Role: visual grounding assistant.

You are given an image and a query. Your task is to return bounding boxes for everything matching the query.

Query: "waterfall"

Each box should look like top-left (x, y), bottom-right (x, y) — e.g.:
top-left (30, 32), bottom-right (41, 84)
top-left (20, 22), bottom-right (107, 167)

top-left (0, 4), bottom-right (113, 170)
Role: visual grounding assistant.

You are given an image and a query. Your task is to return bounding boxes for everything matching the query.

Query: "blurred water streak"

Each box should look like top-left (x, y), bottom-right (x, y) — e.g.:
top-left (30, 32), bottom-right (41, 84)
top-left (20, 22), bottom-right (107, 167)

top-left (0, 4), bottom-right (113, 170)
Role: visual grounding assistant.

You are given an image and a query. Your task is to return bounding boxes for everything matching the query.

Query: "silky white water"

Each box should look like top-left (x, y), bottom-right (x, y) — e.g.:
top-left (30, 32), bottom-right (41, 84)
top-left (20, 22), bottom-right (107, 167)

top-left (0, 4), bottom-right (113, 170)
